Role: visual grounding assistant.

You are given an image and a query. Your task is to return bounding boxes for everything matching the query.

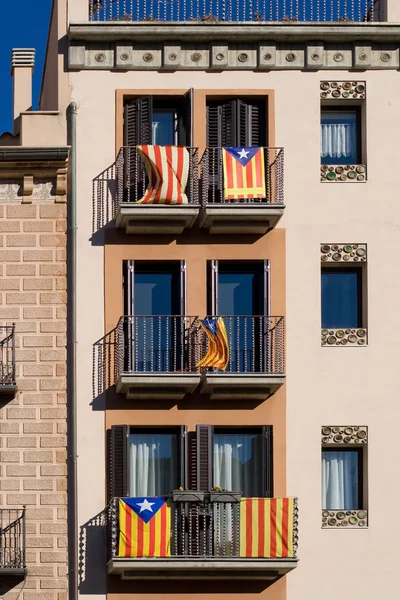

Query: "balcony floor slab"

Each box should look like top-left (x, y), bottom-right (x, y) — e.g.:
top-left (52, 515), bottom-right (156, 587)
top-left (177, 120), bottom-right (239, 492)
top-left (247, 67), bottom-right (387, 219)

top-left (108, 557), bottom-right (298, 580)
top-left (117, 373), bottom-right (201, 400)
top-left (199, 205), bottom-right (284, 234)
top-left (200, 373), bottom-right (285, 400)
top-left (116, 204), bottom-right (200, 234)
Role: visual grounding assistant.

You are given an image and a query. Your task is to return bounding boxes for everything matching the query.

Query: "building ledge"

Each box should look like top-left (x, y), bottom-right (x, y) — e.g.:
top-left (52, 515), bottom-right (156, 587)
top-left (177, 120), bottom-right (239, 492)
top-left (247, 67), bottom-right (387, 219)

top-left (116, 373), bottom-right (201, 400)
top-left (0, 384), bottom-right (18, 400)
top-left (69, 22), bottom-right (400, 43)
top-left (200, 373), bottom-right (285, 400)
top-left (107, 557), bottom-right (298, 580)
top-left (0, 567), bottom-right (27, 578)
top-left (115, 203), bottom-right (199, 234)
top-left (199, 205), bottom-right (284, 234)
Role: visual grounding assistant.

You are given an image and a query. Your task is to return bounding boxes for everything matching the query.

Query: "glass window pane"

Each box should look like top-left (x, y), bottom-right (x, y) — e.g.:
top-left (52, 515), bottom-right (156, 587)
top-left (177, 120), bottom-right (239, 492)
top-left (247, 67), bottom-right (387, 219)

top-left (218, 272), bottom-right (255, 316)
top-left (129, 433), bottom-right (177, 497)
top-left (135, 272), bottom-right (173, 315)
top-left (322, 450), bottom-right (360, 510)
top-left (321, 110), bottom-right (359, 165)
top-left (321, 269), bottom-right (361, 328)
top-left (152, 111), bottom-right (176, 145)
top-left (213, 433), bottom-right (261, 497)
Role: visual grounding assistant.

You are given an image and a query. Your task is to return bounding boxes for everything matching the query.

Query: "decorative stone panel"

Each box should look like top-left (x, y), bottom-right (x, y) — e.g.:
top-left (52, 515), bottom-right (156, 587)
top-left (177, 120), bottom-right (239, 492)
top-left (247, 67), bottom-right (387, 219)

top-left (321, 164), bottom-right (366, 182)
top-left (321, 426), bottom-right (368, 445)
top-left (322, 509), bottom-right (368, 528)
top-left (321, 328), bottom-right (367, 346)
top-left (320, 243), bottom-right (367, 263)
top-left (320, 80), bottom-right (366, 100)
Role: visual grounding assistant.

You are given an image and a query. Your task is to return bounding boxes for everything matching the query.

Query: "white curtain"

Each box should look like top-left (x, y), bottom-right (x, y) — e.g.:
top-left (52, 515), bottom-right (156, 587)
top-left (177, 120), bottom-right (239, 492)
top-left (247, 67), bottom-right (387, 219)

top-left (129, 434), bottom-right (176, 497)
top-left (213, 434), bottom-right (260, 497)
top-left (322, 451), bottom-right (359, 510)
top-left (321, 124), bottom-right (354, 159)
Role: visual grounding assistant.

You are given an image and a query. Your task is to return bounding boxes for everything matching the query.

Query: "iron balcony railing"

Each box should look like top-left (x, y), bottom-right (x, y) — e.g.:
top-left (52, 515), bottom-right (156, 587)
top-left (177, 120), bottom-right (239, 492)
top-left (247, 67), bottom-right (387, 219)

top-left (201, 147), bottom-right (284, 206)
top-left (113, 315), bottom-right (284, 377)
top-left (108, 496), bottom-right (298, 560)
top-left (201, 316), bottom-right (285, 374)
top-left (90, 0), bottom-right (380, 22)
top-left (0, 508), bottom-right (26, 572)
top-left (115, 316), bottom-right (202, 376)
top-left (115, 146), bottom-right (199, 210)
top-left (0, 325), bottom-right (16, 386)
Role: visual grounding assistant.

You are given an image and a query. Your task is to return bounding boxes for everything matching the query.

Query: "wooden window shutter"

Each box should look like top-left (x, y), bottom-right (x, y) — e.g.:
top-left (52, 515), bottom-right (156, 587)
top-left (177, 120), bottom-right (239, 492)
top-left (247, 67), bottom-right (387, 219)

top-left (109, 425), bottom-right (129, 499)
top-left (178, 425), bottom-right (188, 488)
top-left (123, 97), bottom-right (153, 146)
top-left (196, 425), bottom-right (213, 491)
top-left (261, 425), bottom-right (273, 498)
top-left (178, 88), bottom-right (194, 147)
top-left (220, 100), bottom-right (236, 147)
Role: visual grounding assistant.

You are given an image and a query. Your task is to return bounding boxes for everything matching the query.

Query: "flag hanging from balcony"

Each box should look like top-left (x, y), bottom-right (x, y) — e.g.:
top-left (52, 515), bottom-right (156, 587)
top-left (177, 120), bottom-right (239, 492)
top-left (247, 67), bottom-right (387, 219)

top-left (118, 497), bottom-right (171, 558)
top-left (136, 145), bottom-right (190, 204)
top-left (196, 317), bottom-right (229, 371)
top-left (240, 498), bottom-right (295, 558)
top-left (222, 147), bottom-right (266, 200)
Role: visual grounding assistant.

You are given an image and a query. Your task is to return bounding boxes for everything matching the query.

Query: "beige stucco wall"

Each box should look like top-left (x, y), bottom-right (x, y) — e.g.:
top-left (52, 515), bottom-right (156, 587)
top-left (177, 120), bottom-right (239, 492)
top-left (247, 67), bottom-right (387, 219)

top-left (0, 194), bottom-right (67, 600)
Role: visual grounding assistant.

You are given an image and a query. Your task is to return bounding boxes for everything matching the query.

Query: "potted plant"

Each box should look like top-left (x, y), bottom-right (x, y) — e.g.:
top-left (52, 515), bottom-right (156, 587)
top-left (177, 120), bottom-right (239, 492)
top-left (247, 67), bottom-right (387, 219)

top-left (172, 487), bottom-right (205, 503)
top-left (209, 486), bottom-right (242, 503)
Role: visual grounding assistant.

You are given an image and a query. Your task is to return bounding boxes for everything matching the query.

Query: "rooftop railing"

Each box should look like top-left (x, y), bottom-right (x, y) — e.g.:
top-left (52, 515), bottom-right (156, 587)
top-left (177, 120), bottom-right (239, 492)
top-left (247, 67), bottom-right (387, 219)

top-left (90, 0), bottom-right (380, 22)
top-left (0, 325), bottom-right (16, 386)
top-left (0, 508), bottom-right (26, 573)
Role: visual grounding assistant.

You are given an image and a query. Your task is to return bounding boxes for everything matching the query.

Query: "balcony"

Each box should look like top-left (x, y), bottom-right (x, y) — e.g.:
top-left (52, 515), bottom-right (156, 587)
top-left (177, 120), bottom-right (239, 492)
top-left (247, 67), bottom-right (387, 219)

top-left (114, 147), bottom-right (200, 234)
top-left (0, 508), bottom-right (26, 578)
top-left (0, 326), bottom-right (17, 399)
top-left (90, 0), bottom-right (380, 22)
top-left (199, 148), bottom-right (284, 235)
top-left (200, 316), bottom-right (285, 400)
top-left (107, 496), bottom-right (298, 580)
top-left (115, 316), bottom-right (201, 400)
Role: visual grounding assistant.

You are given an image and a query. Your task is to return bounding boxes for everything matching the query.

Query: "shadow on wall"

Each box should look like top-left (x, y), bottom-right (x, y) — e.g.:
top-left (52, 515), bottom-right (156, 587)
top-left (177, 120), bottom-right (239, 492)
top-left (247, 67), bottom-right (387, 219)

top-left (79, 509), bottom-right (108, 595)
top-left (92, 159), bottom-right (117, 236)
top-left (91, 326), bottom-right (119, 410)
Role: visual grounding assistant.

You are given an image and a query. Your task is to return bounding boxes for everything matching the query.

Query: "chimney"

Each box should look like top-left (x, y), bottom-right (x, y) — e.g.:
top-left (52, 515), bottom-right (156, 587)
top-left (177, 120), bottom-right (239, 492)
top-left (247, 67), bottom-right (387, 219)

top-left (11, 48), bottom-right (35, 135)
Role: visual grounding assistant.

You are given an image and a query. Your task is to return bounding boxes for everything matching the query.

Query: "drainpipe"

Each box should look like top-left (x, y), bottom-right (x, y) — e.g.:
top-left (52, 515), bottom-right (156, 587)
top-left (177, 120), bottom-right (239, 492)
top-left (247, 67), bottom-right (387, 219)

top-left (67, 102), bottom-right (78, 600)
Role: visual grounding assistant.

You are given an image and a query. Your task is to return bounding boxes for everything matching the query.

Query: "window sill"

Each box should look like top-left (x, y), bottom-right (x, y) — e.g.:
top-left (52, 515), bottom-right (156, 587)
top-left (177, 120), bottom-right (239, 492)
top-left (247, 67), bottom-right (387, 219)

top-left (321, 328), bottom-right (367, 346)
top-left (321, 164), bottom-right (366, 182)
top-left (322, 509), bottom-right (368, 529)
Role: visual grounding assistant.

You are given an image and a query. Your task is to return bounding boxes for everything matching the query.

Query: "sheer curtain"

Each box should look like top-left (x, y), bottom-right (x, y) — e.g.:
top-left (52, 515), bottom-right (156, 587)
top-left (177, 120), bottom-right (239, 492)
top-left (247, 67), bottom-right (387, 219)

top-left (322, 451), bottom-right (359, 510)
top-left (129, 434), bottom-right (177, 497)
top-left (213, 434), bottom-right (261, 497)
top-left (321, 124), bottom-right (354, 160)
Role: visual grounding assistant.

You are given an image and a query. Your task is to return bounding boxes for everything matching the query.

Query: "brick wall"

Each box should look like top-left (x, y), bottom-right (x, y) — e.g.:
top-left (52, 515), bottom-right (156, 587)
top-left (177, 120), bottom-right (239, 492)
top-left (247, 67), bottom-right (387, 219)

top-left (0, 200), bottom-right (68, 600)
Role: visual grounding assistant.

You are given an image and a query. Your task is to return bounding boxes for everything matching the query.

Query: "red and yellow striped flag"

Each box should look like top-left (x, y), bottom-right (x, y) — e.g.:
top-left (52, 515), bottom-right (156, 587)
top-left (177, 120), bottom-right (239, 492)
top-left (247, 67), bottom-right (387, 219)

top-left (240, 498), bottom-right (294, 558)
top-left (136, 145), bottom-right (189, 204)
top-left (118, 498), bottom-right (171, 558)
top-left (222, 147), bottom-right (266, 200)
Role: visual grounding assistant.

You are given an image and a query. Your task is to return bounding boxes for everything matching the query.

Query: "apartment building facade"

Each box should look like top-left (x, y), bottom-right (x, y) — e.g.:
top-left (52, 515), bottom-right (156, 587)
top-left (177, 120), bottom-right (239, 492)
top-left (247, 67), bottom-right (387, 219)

top-left (15, 0), bottom-right (400, 599)
top-left (0, 51), bottom-right (69, 599)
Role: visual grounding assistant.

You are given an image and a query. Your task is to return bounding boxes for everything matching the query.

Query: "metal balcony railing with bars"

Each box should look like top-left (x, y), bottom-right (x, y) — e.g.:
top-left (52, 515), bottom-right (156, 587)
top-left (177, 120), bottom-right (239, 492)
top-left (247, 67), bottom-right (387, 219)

top-left (90, 0), bottom-right (381, 22)
top-left (0, 325), bottom-right (16, 387)
top-left (0, 508), bottom-right (26, 574)
top-left (115, 146), bottom-right (199, 210)
top-left (107, 497), bottom-right (298, 561)
top-left (201, 147), bottom-right (284, 207)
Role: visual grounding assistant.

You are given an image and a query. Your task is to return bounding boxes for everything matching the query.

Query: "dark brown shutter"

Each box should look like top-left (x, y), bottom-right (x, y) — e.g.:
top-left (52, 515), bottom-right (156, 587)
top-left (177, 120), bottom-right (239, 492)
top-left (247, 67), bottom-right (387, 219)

top-left (109, 425), bottom-right (129, 499)
top-left (187, 431), bottom-right (197, 490)
top-left (178, 425), bottom-right (188, 488)
top-left (123, 97), bottom-right (153, 200)
top-left (178, 88), bottom-right (194, 147)
top-left (196, 425), bottom-right (213, 490)
top-left (261, 425), bottom-right (273, 498)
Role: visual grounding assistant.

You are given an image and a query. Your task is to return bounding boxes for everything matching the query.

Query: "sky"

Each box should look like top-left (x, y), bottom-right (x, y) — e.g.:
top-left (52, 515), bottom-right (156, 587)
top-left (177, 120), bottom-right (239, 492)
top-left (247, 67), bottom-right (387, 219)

top-left (0, 0), bottom-right (53, 134)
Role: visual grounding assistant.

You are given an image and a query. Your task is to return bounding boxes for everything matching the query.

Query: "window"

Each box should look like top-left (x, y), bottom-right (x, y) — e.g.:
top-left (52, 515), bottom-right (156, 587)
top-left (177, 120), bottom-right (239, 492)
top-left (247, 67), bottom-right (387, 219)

top-left (321, 267), bottom-right (362, 329)
top-left (109, 426), bottom-right (185, 499)
top-left (206, 98), bottom-right (267, 148)
top-left (321, 107), bottom-right (361, 165)
top-left (321, 448), bottom-right (363, 510)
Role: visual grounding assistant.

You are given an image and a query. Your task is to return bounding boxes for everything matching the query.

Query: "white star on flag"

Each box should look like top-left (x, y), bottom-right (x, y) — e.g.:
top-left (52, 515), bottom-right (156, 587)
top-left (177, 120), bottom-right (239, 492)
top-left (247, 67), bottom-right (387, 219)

top-left (136, 499), bottom-right (155, 513)
top-left (238, 148), bottom-right (250, 159)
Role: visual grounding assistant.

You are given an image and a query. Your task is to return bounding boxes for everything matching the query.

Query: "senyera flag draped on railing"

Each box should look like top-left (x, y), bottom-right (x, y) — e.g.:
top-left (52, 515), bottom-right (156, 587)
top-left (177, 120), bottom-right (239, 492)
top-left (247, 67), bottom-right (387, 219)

top-left (136, 145), bottom-right (190, 204)
top-left (90, 0), bottom-right (380, 23)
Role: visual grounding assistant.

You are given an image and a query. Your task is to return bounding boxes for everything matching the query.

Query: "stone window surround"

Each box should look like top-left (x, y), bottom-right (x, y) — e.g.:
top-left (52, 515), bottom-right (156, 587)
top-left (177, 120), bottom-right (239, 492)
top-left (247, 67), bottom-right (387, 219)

top-left (321, 426), bottom-right (368, 529)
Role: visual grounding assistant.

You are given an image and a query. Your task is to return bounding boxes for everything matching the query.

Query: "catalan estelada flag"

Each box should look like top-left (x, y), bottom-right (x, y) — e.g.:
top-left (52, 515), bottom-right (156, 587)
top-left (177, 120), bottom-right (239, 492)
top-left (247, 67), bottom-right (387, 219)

top-left (118, 497), bottom-right (171, 558)
top-left (240, 498), bottom-right (295, 558)
top-left (196, 317), bottom-right (230, 371)
top-left (222, 147), bottom-right (266, 200)
top-left (136, 145), bottom-right (189, 204)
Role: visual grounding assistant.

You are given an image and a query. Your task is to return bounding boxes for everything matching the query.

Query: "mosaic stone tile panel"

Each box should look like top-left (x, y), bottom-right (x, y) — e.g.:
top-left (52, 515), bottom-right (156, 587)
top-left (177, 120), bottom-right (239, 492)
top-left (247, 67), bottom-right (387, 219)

top-left (321, 328), bottom-right (367, 346)
top-left (322, 510), bottom-right (368, 528)
top-left (321, 164), bottom-right (366, 182)
top-left (320, 80), bottom-right (366, 100)
top-left (321, 426), bottom-right (368, 445)
top-left (320, 243), bottom-right (367, 262)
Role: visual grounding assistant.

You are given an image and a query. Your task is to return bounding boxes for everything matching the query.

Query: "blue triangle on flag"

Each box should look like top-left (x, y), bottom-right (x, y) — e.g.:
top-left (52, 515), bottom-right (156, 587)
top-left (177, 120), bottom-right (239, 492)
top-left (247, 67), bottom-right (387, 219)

top-left (225, 147), bottom-right (261, 167)
top-left (122, 497), bottom-right (166, 523)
